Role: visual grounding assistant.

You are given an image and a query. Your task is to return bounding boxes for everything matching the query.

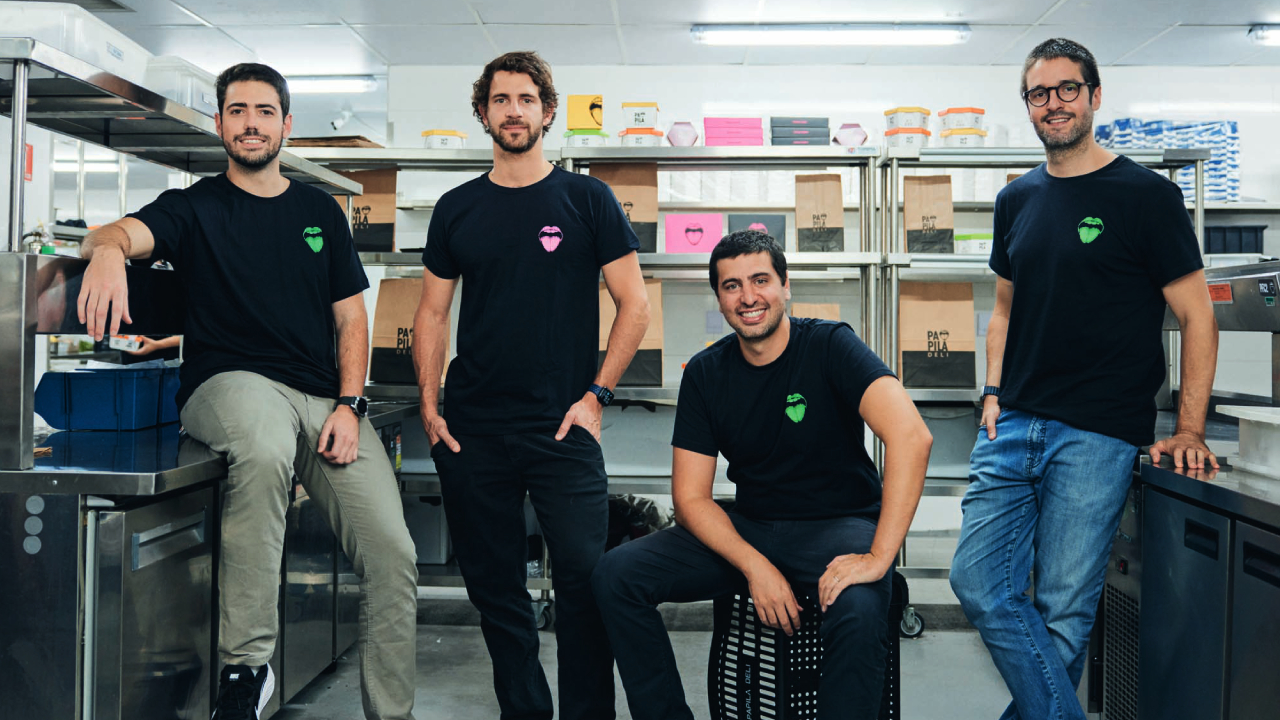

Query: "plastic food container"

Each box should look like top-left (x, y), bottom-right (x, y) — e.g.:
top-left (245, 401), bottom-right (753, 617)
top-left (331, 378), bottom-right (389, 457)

top-left (621, 102), bottom-right (659, 128)
top-left (940, 128), bottom-right (988, 148)
top-left (563, 129), bottom-right (609, 147)
top-left (0, 2), bottom-right (152, 85)
top-left (421, 130), bottom-right (467, 149)
top-left (667, 122), bottom-right (699, 147)
top-left (885, 127), bottom-right (931, 149)
top-left (620, 128), bottom-right (664, 147)
top-left (939, 107), bottom-right (985, 130)
top-left (145, 56), bottom-right (217, 116)
top-left (884, 107), bottom-right (930, 130)
top-left (954, 233), bottom-right (994, 255)
top-left (834, 123), bottom-right (868, 147)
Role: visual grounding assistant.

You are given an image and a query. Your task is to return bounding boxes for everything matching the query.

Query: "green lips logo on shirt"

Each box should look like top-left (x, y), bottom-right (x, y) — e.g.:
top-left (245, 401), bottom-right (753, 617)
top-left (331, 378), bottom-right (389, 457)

top-left (785, 393), bottom-right (807, 423)
top-left (303, 226), bottom-right (324, 253)
top-left (1077, 217), bottom-right (1104, 244)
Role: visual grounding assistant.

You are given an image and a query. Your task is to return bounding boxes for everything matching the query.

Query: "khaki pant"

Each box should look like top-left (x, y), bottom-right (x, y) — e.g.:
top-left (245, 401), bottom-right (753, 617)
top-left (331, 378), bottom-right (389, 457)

top-left (181, 371), bottom-right (418, 720)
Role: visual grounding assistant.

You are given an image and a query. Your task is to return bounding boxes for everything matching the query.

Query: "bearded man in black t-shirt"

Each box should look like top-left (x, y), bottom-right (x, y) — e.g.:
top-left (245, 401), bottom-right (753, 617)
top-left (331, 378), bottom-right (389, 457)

top-left (77, 63), bottom-right (418, 720)
top-left (592, 231), bottom-right (932, 720)
top-left (412, 51), bottom-right (650, 720)
top-left (949, 39), bottom-right (1219, 720)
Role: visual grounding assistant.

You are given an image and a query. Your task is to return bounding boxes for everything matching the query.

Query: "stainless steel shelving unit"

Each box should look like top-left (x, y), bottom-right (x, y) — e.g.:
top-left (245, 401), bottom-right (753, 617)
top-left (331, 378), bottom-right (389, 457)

top-left (290, 146), bottom-right (556, 173)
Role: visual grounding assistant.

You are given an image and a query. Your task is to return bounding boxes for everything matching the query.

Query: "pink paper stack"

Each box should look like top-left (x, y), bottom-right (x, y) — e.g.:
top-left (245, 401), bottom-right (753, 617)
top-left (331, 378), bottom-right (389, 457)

top-left (703, 117), bottom-right (763, 147)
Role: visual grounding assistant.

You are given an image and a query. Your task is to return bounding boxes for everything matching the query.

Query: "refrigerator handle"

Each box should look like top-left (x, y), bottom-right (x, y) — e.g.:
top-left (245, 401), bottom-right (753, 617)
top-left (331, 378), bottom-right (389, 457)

top-left (1183, 518), bottom-right (1219, 561)
top-left (1243, 542), bottom-right (1280, 590)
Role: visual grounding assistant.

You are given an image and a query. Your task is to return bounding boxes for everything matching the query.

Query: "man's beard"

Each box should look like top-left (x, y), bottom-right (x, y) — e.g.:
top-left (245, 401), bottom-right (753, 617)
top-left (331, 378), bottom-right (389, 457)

top-left (488, 121), bottom-right (543, 154)
top-left (223, 132), bottom-right (282, 171)
top-left (1035, 110), bottom-right (1092, 154)
top-left (729, 305), bottom-right (784, 344)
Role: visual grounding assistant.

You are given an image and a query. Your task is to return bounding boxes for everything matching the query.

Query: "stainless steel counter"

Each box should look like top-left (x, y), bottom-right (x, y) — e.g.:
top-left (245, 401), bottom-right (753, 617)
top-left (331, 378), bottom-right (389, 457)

top-left (1141, 459), bottom-right (1280, 532)
top-left (0, 402), bottom-right (419, 497)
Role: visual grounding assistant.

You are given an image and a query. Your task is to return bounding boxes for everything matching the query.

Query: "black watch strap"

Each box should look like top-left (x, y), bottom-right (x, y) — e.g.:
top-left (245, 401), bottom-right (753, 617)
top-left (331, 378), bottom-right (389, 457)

top-left (981, 385), bottom-right (1001, 400)
top-left (337, 395), bottom-right (369, 417)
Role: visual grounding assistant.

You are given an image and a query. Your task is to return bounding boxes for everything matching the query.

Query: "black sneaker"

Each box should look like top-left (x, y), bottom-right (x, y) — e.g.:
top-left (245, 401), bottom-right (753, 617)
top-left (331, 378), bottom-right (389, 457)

top-left (211, 663), bottom-right (274, 719)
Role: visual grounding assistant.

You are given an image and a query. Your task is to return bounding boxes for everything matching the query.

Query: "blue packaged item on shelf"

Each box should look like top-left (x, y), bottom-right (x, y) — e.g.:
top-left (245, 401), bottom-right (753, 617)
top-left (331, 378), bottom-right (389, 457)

top-left (35, 367), bottom-right (176, 431)
top-left (159, 366), bottom-right (181, 424)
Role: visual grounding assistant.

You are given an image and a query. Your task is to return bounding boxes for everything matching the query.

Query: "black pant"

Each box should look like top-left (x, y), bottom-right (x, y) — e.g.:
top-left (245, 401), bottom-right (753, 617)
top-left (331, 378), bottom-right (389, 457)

top-left (432, 427), bottom-right (614, 720)
top-left (592, 513), bottom-right (892, 720)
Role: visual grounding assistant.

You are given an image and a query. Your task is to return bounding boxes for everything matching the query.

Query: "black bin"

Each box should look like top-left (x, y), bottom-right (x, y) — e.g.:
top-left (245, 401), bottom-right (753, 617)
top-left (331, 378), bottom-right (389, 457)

top-left (1203, 225), bottom-right (1266, 254)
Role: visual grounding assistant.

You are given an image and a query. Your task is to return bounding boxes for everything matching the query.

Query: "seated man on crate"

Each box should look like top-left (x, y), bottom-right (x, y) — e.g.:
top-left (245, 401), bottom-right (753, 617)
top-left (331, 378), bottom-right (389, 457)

top-left (74, 63), bottom-right (417, 720)
top-left (592, 230), bottom-right (932, 719)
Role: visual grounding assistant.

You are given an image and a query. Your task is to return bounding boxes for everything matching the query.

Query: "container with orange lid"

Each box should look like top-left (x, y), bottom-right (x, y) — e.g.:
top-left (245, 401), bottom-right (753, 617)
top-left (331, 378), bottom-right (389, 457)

top-left (940, 128), bottom-right (987, 148)
top-left (621, 102), bottom-right (660, 128)
top-left (884, 107), bottom-right (930, 130)
top-left (620, 127), bottom-right (664, 147)
top-left (939, 107), bottom-right (985, 131)
top-left (421, 129), bottom-right (468, 149)
top-left (885, 127), bottom-right (930, 149)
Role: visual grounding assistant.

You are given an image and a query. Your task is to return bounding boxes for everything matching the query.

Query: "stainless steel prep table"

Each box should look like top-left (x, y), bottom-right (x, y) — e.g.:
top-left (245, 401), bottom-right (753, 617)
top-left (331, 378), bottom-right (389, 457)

top-left (0, 403), bottom-right (418, 720)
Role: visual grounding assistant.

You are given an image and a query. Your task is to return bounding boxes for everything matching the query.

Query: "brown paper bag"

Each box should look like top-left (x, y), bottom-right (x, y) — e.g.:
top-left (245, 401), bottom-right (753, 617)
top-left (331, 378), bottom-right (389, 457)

top-left (339, 168), bottom-right (397, 253)
top-left (599, 278), bottom-right (663, 386)
top-left (792, 302), bottom-right (840, 321)
top-left (898, 281), bottom-right (975, 388)
top-left (370, 277), bottom-right (448, 385)
top-left (903, 176), bottom-right (955, 254)
top-left (592, 163), bottom-right (658, 252)
top-left (795, 173), bottom-right (844, 252)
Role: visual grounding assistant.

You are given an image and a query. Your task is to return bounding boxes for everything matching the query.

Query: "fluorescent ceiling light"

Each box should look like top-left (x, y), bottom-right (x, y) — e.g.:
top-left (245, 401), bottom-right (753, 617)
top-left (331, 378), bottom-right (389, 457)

top-left (1248, 25), bottom-right (1280, 46)
top-left (51, 162), bottom-right (119, 173)
top-left (288, 76), bottom-right (378, 94)
top-left (691, 23), bottom-right (971, 47)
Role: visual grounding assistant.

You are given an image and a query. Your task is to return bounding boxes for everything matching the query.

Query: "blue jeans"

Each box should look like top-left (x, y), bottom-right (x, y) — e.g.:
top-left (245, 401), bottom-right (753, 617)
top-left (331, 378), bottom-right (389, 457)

top-left (950, 409), bottom-right (1137, 720)
top-left (593, 514), bottom-right (891, 720)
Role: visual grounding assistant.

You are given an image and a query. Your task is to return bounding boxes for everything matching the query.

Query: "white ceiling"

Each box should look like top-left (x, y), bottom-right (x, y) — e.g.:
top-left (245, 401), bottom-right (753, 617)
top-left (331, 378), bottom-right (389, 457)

top-left (88, 0), bottom-right (1280, 75)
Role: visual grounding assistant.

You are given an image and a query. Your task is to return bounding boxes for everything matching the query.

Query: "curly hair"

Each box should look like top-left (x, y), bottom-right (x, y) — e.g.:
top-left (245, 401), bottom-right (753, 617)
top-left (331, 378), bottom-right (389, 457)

top-left (471, 51), bottom-right (559, 130)
top-left (709, 230), bottom-right (788, 295)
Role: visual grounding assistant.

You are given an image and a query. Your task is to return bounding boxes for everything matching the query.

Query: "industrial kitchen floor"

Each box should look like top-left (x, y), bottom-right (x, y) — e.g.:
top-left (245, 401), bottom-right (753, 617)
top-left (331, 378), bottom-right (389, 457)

top-left (272, 625), bottom-right (1015, 719)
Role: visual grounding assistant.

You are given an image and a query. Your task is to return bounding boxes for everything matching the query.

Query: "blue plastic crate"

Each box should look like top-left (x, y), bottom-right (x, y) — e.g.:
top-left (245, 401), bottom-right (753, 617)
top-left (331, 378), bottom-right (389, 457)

top-left (35, 368), bottom-right (164, 431)
top-left (159, 366), bottom-right (181, 424)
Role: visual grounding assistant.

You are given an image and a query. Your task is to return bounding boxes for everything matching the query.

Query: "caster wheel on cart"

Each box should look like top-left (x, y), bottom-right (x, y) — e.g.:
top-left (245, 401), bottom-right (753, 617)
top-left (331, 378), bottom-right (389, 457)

top-left (899, 606), bottom-right (925, 639)
top-left (535, 602), bottom-right (555, 631)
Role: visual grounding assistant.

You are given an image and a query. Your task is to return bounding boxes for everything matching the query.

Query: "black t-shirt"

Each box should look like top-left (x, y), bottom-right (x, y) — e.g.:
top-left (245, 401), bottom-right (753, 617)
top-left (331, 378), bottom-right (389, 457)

top-left (991, 155), bottom-right (1204, 447)
top-left (130, 174), bottom-right (368, 409)
top-left (422, 166), bottom-right (639, 435)
top-left (672, 318), bottom-right (894, 521)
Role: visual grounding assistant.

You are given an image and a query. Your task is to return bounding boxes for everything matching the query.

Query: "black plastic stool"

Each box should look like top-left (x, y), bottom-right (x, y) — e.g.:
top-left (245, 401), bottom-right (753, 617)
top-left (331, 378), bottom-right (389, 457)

top-left (708, 571), bottom-right (907, 720)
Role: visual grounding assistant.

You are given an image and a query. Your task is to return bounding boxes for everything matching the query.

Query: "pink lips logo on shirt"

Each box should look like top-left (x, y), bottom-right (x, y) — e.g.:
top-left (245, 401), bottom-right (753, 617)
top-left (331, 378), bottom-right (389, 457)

top-left (539, 226), bottom-right (563, 252)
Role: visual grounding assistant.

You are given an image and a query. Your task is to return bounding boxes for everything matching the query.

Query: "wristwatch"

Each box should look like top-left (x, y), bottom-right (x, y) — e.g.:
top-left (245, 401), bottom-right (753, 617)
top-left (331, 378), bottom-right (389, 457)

top-left (980, 386), bottom-right (1001, 401)
top-left (588, 384), bottom-right (615, 407)
top-left (336, 395), bottom-right (369, 418)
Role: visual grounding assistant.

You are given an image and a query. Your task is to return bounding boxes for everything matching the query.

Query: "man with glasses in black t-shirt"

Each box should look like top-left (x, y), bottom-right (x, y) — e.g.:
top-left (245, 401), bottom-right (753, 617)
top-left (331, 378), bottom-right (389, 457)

top-left (949, 38), bottom-right (1219, 720)
top-left (592, 231), bottom-right (932, 720)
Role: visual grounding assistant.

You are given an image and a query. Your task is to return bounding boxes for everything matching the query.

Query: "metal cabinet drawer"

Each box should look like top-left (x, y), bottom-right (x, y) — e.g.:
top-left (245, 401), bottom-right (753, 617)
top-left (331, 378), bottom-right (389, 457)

top-left (1139, 487), bottom-right (1230, 720)
top-left (1228, 521), bottom-right (1280, 720)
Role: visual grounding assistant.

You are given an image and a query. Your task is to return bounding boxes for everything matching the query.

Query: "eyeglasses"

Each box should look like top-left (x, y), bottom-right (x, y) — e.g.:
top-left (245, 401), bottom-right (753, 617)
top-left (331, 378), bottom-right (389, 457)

top-left (1022, 81), bottom-right (1092, 107)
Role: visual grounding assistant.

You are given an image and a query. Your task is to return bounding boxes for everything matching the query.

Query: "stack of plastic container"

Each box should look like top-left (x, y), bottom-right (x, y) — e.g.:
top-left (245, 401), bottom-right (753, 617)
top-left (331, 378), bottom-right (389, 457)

top-left (1095, 118), bottom-right (1240, 201)
top-left (704, 117), bottom-right (763, 147)
top-left (619, 102), bottom-right (663, 147)
top-left (938, 107), bottom-right (987, 147)
top-left (770, 117), bottom-right (829, 146)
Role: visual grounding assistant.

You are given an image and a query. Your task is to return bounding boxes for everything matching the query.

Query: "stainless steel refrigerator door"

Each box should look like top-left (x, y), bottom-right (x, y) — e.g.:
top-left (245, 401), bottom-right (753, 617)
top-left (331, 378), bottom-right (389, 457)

top-left (1139, 487), bottom-right (1230, 720)
top-left (1228, 521), bottom-right (1280, 720)
top-left (279, 477), bottom-right (337, 701)
top-left (91, 485), bottom-right (215, 720)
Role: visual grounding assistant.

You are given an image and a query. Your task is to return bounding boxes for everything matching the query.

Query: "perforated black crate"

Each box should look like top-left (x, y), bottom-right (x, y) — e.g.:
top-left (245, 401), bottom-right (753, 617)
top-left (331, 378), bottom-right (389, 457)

top-left (1203, 225), bottom-right (1266, 254)
top-left (709, 572), bottom-right (906, 720)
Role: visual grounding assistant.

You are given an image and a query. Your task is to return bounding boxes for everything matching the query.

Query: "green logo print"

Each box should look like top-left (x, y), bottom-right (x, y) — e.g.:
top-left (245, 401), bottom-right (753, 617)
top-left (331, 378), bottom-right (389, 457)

top-left (1077, 217), bottom-right (1104, 244)
top-left (785, 393), bottom-right (807, 423)
top-left (303, 226), bottom-right (324, 253)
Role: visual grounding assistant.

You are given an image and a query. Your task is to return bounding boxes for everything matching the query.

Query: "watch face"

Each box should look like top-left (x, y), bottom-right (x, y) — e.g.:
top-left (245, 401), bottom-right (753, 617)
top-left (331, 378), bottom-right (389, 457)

top-left (600, 388), bottom-right (614, 406)
top-left (356, 397), bottom-right (369, 415)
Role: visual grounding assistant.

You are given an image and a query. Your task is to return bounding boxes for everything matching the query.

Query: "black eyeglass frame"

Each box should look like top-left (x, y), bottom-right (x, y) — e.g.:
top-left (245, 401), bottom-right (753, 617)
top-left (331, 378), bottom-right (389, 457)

top-left (1021, 81), bottom-right (1095, 107)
